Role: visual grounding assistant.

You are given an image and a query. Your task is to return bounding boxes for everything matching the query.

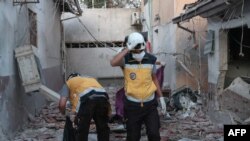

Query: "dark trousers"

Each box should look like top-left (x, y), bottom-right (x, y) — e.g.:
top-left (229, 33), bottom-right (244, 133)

top-left (124, 98), bottom-right (161, 141)
top-left (76, 97), bottom-right (110, 141)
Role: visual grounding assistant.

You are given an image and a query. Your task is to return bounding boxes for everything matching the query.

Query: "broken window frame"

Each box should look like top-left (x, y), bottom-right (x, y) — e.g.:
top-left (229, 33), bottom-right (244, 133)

top-left (28, 9), bottom-right (38, 47)
top-left (65, 42), bottom-right (124, 48)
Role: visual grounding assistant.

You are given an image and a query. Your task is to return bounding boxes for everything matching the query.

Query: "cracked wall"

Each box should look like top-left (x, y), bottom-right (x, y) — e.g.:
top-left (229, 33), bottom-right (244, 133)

top-left (0, 0), bottom-right (63, 139)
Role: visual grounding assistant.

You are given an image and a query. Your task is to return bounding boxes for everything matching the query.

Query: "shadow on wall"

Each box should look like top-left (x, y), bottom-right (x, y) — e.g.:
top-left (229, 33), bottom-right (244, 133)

top-left (0, 76), bottom-right (10, 104)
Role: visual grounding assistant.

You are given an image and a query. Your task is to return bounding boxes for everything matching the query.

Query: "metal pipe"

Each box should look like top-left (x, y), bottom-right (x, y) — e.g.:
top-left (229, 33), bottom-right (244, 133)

top-left (177, 23), bottom-right (194, 34)
top-left (61, 16), bottom-right (79, 21)
top-left (177, 23), bottom-right (196, 44)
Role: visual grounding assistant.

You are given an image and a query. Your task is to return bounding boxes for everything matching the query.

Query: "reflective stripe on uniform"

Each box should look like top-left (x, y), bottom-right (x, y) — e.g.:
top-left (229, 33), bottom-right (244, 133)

top-left (126, 93), bottom-right (155, 103)
top-left (124, 64), bottom-right (154, 69)
top-left (75, 87), bottom-right (106, 112)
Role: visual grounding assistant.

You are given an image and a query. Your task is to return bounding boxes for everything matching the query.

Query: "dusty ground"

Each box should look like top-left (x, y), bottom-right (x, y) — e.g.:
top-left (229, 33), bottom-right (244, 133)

top-left (12, 86), bottom-right (224, 141)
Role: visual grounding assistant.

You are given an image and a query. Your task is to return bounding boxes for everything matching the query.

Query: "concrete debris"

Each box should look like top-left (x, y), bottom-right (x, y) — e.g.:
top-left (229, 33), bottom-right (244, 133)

top-left (227, 111), bottom-right (244, 124)
top-left (171, 86), bottom-right (199, 110)
top-left (244, 116), bottom-right (250, 124)
top-left (225, 77), bottom-right (250, 100)
top-left (168, 86), bottom-right (202, 119)
top-left (219, 77), bottom-right (250, 121)
top-left (163, 112), bottom-right (172, 120)
top-left (216, 137), bottom-right (224, 141)
top-left (13, 102), bottom-right (65, 141)
top-left (178, 138), bottom-right (201, 141)
top-left (12, 86), bottom-right (223, 141)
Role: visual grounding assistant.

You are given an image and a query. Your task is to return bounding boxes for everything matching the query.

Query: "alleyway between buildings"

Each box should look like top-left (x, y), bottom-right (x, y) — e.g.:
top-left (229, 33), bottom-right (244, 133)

top-left (1, 1), bottom-right (250, 141)
top-left (13, 86), bottom-right (224, 141)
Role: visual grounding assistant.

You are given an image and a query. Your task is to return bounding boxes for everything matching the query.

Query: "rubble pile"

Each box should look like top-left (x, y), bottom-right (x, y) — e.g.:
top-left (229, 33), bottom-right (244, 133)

top-left (219, 77), bottom-right (250, 124)
top-left (158, 86), bottom-right (224, 141)
top-left (13, 86), bottom-right (224, 141)
top-left (160, 109), bottom-right (224, 141)
top-left (13, 103), bottom-right (65, 141)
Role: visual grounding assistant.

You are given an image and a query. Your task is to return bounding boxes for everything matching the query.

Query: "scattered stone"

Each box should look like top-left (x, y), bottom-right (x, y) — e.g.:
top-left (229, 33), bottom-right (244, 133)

top-left (12, 86), bottom-right (224, 141)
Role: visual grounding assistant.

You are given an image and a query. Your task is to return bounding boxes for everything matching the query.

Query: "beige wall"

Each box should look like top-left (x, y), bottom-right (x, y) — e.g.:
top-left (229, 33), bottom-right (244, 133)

top-left (63, 8), bottom-right (140, 78)
top-left (152, 0), bottom-right (174, 25)
top-left (142, 0), bottom-right (177, 89)
top-left (63, 8), bottom-right (141, 42)
top-left (174, 0), bottom-right (196, 16)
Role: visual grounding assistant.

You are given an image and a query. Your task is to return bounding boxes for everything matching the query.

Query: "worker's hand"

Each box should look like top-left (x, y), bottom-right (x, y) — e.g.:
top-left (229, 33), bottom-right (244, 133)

top-left (159, 97), bottom-right (166, 115)
top-left (160, 61), bottom-right (166, 66)
top-left (70, 113), bottom-right (75, 118)
top-left (72, 114), bottom-right (78, 127)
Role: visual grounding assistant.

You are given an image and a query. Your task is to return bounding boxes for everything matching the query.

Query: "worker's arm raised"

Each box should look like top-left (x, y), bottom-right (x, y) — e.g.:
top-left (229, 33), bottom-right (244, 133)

top-left (110, 48), bottom-right (129, 67)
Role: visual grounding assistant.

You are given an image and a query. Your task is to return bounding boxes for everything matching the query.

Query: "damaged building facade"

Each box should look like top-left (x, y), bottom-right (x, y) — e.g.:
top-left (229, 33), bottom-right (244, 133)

top-left (173, 0), bottom-right (250, 124)
top-left (0, 0), bottom-right (69, 139)
top-left (1, 0), bottom-right (249, 140)
top-left (141, 0), bottom-right (208, 94)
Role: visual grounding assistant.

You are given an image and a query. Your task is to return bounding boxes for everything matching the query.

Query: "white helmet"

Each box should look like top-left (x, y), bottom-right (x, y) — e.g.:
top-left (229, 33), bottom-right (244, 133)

top-left (126, 32), bottom-right (146, 50)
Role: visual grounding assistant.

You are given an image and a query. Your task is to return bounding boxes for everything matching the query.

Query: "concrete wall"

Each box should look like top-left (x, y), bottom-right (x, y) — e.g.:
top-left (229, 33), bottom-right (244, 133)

top-left (152, 24), bottom-right (177, 90)
top-left (0, 1), bottom-right (63, 139)
top-left (141, 0), bottom-right (176, 90)
top-left (63, 9), bottom-right (140, 78)
top-left (63, 8), bottom-right (141, 42)
top-left (174, 0), bottom-right (208, 92)
top-left (66, 48), bottom-right (123, 78)
top-left (142, 0), bottom-right (208, 91)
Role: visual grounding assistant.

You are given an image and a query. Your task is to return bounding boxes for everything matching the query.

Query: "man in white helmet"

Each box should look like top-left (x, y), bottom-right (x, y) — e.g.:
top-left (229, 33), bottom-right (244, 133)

top-left (110, 32), bottom-right (166, 141)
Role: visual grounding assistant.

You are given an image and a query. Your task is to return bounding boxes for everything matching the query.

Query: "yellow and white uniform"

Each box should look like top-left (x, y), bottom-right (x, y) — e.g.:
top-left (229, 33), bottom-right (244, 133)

top-left (123, 52), bottom-right (157, 103)
top-left (66, 76), bottom-right (107, 112)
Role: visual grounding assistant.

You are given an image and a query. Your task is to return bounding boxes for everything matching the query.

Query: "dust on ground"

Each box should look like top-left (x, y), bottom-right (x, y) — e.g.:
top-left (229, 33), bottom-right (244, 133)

top-left (13, 86), bottom-right (224, 141)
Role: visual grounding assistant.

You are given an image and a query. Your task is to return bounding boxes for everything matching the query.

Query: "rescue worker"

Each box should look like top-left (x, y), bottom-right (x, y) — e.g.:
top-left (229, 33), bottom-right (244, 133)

top-left (58, 73), bottom-right (110, 141)
top-left (110, 32), bottom-right (166, 141)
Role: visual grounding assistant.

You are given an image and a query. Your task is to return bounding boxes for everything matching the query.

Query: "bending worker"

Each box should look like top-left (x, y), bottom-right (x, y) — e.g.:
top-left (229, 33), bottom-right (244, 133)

top-left (58, 73), bottom-right (110, 141)
top-left (110, 32), bottom-right (166, 141)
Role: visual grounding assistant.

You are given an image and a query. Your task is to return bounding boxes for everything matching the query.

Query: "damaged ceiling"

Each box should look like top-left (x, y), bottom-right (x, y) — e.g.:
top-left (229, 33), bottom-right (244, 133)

top-left (55, 0), bottom-right (83, 15)
top-left (172, 0), bottom-right (244, 24)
